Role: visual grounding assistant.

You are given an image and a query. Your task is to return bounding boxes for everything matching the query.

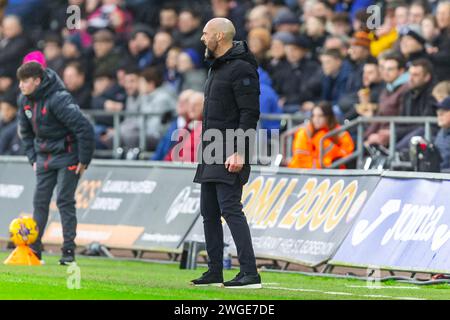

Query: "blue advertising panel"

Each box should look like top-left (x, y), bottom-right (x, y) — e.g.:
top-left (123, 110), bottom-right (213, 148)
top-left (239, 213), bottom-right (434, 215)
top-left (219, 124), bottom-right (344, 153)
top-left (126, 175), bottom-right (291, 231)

top-left (330, 177), bottom-right (450, 273)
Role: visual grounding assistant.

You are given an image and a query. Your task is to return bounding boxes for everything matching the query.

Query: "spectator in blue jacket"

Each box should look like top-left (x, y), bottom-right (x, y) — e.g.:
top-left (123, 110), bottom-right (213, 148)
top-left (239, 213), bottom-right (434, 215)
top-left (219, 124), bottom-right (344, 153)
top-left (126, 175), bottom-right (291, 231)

top-left (320, 48), bottom-right (353, 104)
top-left (127, 24), bottom-right (154, 70)
top-left (319, 48), bottom-right (353, 118)
top-left (435, 96), bottom-right (450, 171)
top-left (5, 0), bottom-right (44, 28)
top-left (258, 67), bottom-right (282, 132)
top-left (334, 0), bottom-right (374, 22)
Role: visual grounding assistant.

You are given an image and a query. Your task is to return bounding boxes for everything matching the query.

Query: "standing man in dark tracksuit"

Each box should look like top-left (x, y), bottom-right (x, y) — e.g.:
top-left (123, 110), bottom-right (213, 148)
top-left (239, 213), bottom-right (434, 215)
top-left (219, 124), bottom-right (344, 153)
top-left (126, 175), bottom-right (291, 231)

top-left (17, 62), bottom-right (95, 265)
top-left (190, 18), bottom-right (262, 288)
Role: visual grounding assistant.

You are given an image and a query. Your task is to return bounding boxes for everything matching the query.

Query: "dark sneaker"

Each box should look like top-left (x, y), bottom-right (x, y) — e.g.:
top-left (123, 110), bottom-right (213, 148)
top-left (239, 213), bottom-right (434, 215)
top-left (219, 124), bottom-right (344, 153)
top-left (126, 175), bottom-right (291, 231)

top-left (223, 272), bottom-right (262, 289)
top-left (31, 249), bottom-right (41, 260)
top-left (59, 249), bottom-right (75, 265)
top-left (190, 270), bottom-right (224, 287)
top-left (31, 249), bottom-right (45, 265)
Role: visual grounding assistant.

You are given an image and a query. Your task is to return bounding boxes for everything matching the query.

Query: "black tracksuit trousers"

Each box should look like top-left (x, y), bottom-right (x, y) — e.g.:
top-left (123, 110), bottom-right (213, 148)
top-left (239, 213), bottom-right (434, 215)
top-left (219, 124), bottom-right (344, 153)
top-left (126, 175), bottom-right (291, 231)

top-left (200, 178), bottom-right (257, 274)
top-left (30, 166), bottom-right (79, 254)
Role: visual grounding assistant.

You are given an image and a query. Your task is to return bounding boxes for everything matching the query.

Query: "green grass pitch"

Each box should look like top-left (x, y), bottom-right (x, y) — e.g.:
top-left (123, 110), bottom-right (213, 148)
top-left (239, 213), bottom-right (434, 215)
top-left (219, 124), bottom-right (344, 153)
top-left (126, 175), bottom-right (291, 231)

top-left (0, 251), bottom-right (449, 300)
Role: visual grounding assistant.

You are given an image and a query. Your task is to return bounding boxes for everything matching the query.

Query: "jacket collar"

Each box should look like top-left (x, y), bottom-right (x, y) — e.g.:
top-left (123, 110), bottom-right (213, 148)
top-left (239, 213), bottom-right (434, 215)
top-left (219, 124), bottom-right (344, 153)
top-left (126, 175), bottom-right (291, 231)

top-left (386, 72), bottom-right (409, 92)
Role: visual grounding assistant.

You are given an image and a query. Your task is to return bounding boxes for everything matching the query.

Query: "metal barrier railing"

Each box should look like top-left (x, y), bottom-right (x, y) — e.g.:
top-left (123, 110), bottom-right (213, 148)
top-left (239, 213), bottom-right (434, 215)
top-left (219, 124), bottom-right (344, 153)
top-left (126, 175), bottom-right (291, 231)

top-left (83, 110), bottom-right (437, 169)
top-left (83, 110), bottom-right (155, 154)
top-left (281, 116), bottom-right (437, 169)
top-left (83, 110), bottom-right (307, 159)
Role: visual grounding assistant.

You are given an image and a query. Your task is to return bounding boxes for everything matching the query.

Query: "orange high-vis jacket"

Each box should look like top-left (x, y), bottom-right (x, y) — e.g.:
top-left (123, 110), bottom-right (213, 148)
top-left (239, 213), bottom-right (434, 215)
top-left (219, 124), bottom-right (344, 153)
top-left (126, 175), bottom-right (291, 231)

top-left (288, 123), bottom-right (355, 169)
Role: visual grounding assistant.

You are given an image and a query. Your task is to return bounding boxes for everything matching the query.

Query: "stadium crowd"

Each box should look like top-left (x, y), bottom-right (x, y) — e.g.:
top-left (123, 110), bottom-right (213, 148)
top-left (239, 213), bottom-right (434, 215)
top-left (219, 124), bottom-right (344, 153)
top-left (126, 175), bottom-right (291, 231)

top-left (0, 0), bottom-right (449, 170)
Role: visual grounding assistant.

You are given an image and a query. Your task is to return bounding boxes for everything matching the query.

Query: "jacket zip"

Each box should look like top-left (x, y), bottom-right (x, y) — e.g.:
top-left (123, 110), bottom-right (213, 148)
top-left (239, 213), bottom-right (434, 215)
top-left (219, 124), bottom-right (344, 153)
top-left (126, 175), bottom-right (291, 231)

top-left (44, 154), bottom-right (50, 171)
top-left (32, 102), bottom-right (38, 135)
top-left (200, 68), bottom-right (215, 167)
top-left (66, 135), bottom-right (73, 153)
top-left (204, 68), bottom-right (213, 126)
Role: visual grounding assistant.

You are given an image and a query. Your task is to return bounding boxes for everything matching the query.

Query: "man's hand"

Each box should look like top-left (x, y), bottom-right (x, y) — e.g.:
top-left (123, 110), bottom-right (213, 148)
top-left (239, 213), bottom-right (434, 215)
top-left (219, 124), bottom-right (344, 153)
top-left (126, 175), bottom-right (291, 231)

top-left (426, 46), bottom-right (439, 54)
top-left (104, 100), bottom-right (124, 112)
top-left (76, 163), bottom-right (88, 176)
top-left (225, 153), bottom-right (244, 173)
top-left (358, 88), bottom-right (370, 104)
top-left (364, 133), bottom-right (383, 147)
top-left (33, 163), bottom-right (36, 172)
top-left (100, 128), bottom-right (115, 145)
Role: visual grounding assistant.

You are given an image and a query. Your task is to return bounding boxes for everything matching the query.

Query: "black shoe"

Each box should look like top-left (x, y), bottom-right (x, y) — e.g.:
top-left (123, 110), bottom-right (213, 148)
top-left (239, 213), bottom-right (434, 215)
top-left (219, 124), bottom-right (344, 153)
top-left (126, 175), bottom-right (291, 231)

top-left (31, 249), bottom-right (42, 261)
top-left (59, 249), bottom-right (75, 265)
top-left (30, 247), bottom-right (45, 264)
top-left (223, 272), bottom-right (262, 289)
top-left (190, 270), bottom-right (224, 287)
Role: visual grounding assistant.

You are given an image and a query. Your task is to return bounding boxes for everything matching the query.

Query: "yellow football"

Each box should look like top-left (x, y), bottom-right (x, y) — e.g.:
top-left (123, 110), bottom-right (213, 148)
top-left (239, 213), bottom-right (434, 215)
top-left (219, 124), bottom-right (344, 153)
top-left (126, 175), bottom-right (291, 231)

top-left (9, 217), bottom-right (39, 246)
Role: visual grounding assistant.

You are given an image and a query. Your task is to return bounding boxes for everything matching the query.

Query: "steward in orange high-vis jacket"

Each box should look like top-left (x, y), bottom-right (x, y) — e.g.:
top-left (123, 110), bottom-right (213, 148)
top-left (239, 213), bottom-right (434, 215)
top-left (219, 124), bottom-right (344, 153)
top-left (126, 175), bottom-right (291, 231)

top-left (288, 102), bottom-right (354, 169)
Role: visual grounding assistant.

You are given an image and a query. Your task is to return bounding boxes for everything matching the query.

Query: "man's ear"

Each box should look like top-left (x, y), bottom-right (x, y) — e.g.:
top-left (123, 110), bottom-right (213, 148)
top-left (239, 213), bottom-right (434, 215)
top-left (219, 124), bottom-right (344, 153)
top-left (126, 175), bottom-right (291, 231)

top-left (216, 32), bottom-right (224, 42)
top-left (34, 77), bottom-right (42, 86)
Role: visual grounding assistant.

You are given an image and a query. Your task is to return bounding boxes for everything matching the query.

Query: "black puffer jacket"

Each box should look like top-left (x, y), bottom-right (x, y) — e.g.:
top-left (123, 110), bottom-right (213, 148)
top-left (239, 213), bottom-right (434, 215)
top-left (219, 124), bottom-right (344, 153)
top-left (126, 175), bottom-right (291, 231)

top-left (18, 68), bottom-right (95, 170)
top-left (431, 29), bottom-right (450, 81)
top-left (396, 81), bottom-right (437, 141)
top-left (194, 41), bottom-right (260, 185)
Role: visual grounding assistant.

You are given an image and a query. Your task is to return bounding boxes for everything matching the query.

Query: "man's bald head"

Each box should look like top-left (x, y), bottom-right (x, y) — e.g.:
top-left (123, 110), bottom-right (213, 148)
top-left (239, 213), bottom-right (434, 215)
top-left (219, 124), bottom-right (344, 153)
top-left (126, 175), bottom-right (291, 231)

top-left (177, 89), bottom-right (195, 118)
top-left (206, 18), bottom-right (236, 42)
top-left (188, 91), bottom-right (205, 121)
top-left (201, 18), bottom-right (236, 59)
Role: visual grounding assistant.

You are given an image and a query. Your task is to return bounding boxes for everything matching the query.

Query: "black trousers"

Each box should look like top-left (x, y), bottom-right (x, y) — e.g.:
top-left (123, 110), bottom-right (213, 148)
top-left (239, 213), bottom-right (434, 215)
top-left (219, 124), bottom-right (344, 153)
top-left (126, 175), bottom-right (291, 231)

top-left (30, 166), bottom-right (80, 253)
top-left (200, 178), bottom-right (257, 274)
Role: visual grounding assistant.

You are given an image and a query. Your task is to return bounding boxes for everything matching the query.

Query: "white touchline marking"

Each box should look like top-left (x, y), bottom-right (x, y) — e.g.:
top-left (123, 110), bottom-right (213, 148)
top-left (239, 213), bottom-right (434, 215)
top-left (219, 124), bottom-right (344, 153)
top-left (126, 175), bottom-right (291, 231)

top-left (323, 291), bottom-right (353, 296)
top-left (361, 294), bottom-right (425, 300)
top-left (265, 286), bottom-right (426, 300)
top-left (346, 285), bottom-right (419, 290)
top-left (266, 286), bottom-right (322, 293)
top-left (360, 294), bottom-right (392, 299)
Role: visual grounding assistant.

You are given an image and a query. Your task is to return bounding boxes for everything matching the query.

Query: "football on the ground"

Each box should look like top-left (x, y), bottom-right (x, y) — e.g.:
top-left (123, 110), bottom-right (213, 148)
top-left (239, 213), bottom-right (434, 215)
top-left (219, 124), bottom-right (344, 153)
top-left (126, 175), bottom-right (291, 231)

top-left (9, 217), bottom-right (38, 246)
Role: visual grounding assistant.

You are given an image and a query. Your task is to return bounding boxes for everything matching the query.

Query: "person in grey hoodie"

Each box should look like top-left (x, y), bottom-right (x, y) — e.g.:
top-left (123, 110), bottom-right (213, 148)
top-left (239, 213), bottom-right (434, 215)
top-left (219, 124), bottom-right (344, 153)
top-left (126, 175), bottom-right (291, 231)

top-left (135, 66), bottom-right (176, 150)
top-left (119, 65), bottom-right (143, 148)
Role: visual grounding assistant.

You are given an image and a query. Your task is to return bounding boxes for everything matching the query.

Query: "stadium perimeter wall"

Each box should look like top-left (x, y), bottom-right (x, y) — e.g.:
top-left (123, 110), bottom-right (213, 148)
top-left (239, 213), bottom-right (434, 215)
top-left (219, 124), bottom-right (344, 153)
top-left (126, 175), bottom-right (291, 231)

top-left (0, 157), bottom-right (449, 273)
